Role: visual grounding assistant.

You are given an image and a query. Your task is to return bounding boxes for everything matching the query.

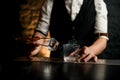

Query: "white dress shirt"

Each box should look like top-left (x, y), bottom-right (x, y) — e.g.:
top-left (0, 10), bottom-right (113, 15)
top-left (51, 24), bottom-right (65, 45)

top-left (36, 0), bottom-right (108, 39)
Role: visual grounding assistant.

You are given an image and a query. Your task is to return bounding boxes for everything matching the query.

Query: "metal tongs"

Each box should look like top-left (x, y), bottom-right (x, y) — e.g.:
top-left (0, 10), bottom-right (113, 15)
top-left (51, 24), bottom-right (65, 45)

top-left (16, 37), bottom-right (59, 51)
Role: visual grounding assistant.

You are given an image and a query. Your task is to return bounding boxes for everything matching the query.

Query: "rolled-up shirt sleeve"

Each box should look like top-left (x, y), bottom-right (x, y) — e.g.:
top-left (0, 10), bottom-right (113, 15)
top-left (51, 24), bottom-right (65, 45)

top-left (35, 0), bottom-right (53, 36)
top-left (94, 0), bottom-right (108, 40)
top-left (94, 0), bottom-right (108, 33)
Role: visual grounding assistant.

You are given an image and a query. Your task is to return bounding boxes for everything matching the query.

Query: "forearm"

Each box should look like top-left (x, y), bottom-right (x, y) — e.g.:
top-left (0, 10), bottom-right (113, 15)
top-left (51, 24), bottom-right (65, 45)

top-left (89, 38), bottom-right (107, 56)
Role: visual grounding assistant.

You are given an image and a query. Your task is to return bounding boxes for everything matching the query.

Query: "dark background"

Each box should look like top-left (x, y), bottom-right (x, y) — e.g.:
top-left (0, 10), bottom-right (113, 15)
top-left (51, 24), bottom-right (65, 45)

top-left (99, 0), bottom-right (120, 59)
top-left (1, 0), bottom-right (120, 61)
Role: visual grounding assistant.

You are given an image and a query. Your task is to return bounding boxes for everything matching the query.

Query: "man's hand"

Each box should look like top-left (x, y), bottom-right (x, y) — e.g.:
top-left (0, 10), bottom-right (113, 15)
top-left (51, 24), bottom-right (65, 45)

top-left (69, 46), bottom-right (98, 62)
top-left (27, 32), bottom-right (46, 57)
top-left (76, 46), bottom-right (98, 62)
top-left (28, 37), bottom-right (44, 57)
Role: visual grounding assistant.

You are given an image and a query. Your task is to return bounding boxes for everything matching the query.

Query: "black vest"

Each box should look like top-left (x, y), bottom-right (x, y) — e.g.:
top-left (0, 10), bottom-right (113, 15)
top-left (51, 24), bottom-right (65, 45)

top-left (49, 0), bottom-right (96, 47)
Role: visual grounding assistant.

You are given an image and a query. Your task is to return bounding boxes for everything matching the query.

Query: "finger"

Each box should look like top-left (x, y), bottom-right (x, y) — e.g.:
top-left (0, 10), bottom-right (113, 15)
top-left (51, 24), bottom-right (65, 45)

top-left (83, 54), bottom-right (92, 62)
top-left (94, 56), bottom-right (98, 62)
top-left (69, 48), bottom-right (81, 57)
top-left (77, 53), bottom-right (88, 62)
top-left (80, 46), bottom-right (88, 53)
top-left (31, 37), bottom-right (40, 41)
top-left (29, 45), bottom-right (41, 56)
top-left (33, 39), bottom-right (44, 46)
top-left (32, 41), bottom-right (40, 46)
top-left (77, 51), bottom-right (90, 62)
top-left (84, 55), bottom-right (98, 62)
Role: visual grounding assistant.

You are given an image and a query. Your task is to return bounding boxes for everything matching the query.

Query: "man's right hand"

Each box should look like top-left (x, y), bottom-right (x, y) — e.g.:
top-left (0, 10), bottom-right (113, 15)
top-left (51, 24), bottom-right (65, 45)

top-left (28, 32), bottom-right (45, 57)
top-left (16, 32), bottom-right (46, 57)
top-left (28, 37), bottom-right (42, 56)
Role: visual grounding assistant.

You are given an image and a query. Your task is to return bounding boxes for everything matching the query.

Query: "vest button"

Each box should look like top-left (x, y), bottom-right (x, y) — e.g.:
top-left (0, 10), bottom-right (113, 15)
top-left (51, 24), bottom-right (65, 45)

top-left (72, 26), bottom-right (75, 30)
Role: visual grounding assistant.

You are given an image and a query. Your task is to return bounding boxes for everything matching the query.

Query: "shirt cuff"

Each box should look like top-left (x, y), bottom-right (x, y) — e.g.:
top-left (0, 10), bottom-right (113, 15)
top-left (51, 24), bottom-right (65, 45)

top-left (35, 30), bottom-right (48, 36)
top-left (95, 33), bottom-right (109, 40)
top-left (33, 31), bottom-right (46, 39)
top-left (99, 36), bottom-right (109, 40)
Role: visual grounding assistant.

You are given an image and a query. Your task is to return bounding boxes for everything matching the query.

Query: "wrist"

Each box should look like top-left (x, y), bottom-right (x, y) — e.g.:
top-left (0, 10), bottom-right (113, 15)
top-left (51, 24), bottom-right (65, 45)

top-left (33, 32), bottom-right (46, 39)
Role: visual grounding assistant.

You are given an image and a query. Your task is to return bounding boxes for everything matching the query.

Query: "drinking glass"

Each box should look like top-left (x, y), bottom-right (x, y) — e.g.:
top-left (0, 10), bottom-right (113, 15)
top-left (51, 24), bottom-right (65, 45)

top-left (63, 44), bottom-right (80, 62)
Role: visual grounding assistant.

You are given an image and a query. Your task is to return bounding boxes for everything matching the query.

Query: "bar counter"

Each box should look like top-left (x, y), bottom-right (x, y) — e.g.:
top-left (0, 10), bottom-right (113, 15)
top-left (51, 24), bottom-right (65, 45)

top-left (1, 57), bottom-right (120, 80)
